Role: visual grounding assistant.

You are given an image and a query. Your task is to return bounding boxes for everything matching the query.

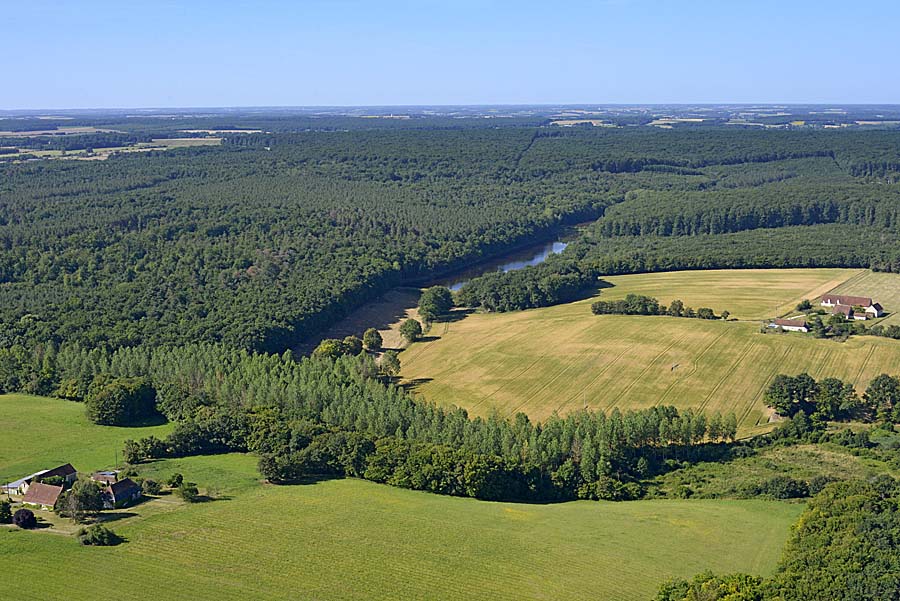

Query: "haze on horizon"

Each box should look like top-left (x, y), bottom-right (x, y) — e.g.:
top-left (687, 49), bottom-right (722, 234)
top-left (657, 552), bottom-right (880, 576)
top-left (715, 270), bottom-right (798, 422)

top-left (3, 0), bottom-right (900, 110)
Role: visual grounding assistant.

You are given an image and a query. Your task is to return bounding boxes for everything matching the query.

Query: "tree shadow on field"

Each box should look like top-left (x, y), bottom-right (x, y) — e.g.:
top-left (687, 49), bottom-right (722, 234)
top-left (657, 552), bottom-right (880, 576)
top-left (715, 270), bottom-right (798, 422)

top-left (401, 377), bottom-right (433, 394)
top-left (97, 511), bottom-right (139, 523)
top-left (567, 278), bottom-right (614, 303)
top-left (294, 288), bottom-right (421, 355)
top-left (437, 309), bottom-right (474, 323)
top-left (192, 495), bottom-right (229, 503)
top-left (267, 473), bottom-right (343, 487)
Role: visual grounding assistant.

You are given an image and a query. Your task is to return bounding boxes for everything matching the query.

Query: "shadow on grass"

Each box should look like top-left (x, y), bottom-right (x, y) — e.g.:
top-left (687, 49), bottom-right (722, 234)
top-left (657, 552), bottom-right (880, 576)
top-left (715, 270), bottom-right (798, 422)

top-left (113, 413), bottom-right (169, 427)
top-left (96, 511), bottom-right (138, 523)
top-left (401, 377), bottom-right (434, 394)
top-left (435, 309), bottom-right (474, 324)
top-left (266, 474), bottom-right (343, 487)
top-left (191, 494), bottom-right (232, 503)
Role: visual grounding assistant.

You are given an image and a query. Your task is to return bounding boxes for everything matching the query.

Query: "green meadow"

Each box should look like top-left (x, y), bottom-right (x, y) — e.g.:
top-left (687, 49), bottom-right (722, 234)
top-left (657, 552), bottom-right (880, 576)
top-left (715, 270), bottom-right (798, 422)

top-left (0, 394), bottom-right (172, 481)
top-left (1, 394), bottom-right (801, 601)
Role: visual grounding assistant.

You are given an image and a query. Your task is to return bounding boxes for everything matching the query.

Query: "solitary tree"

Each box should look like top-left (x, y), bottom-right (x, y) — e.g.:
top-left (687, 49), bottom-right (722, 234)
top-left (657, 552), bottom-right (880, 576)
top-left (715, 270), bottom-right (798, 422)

top-left (380, 350), bottom-right (401, 379)
top-left (63, 479), bottom-right (104, 523)
top-left (13, 508), bottom-right (37, 529)
top-left (399, 319), bottom-right (423, 343)
top-left (0, 500), bottom-right (11, 524)
top-left (418, 286), bottom-right (453, 323)
top-left (178, 482), bottom-right (200, 503)
top-left (796, 299), bottom-right (812, 311)
top-left (362, 328), bottom-right (383, 351)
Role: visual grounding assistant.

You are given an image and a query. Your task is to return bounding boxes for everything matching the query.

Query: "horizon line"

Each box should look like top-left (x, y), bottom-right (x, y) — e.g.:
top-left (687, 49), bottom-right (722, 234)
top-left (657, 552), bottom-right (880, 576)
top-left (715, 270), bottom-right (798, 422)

top-left (3, 102), bottom-right (900, 114)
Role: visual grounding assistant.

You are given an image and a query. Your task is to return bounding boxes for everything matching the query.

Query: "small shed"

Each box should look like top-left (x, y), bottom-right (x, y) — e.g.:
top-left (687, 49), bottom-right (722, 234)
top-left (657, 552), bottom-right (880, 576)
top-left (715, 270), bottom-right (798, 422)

top-left (91, 471), bottom-right (119, 485)
top-left (3, 470), bottom-right (49, 496)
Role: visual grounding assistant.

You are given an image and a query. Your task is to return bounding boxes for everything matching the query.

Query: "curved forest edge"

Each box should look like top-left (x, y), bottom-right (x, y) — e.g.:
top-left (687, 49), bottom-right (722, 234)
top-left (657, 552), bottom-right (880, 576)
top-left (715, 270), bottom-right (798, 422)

top-left (5, 126), bottom-right (900, 353)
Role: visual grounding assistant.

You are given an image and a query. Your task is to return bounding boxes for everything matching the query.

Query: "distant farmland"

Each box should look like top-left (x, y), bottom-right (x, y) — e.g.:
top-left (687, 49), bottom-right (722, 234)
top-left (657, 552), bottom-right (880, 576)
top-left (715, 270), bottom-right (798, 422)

top-left (400, 269), bottom-right (900, 435)
top-left (1, 395), bottom-right (800, 601)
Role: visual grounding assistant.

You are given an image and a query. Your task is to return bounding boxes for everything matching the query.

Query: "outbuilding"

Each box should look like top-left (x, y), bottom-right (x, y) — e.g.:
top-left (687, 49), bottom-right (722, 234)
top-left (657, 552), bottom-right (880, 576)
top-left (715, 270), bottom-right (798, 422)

top-left (22, 482), bottom-right (63, 510)
top-left (40, 463), bottom-right (78, 487)
top-left (772, 318), bottom-right (808, 333)
top-left (104, 478), bottom-right (142, 509)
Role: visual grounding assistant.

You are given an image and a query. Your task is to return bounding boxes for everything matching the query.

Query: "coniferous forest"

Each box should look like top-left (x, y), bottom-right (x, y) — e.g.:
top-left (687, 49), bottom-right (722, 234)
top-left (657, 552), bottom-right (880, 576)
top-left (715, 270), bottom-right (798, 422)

top-left (5, 124), bottom-right (900, 346)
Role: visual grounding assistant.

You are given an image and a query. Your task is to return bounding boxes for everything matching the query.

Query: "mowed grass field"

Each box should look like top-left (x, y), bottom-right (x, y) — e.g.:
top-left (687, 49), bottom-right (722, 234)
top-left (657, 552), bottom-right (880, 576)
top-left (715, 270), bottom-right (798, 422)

top-left (400, 269), bottom-right (900, 435)
top-left (0, 394), bottom-right (172, 480)
top-left (1, 395), bottom-right (802, 600)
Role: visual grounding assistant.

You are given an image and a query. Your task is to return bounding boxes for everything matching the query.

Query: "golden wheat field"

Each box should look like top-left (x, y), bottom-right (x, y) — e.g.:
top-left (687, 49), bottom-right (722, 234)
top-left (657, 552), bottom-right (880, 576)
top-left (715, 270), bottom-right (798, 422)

top-left (400, 269), bottom-right (900, 435)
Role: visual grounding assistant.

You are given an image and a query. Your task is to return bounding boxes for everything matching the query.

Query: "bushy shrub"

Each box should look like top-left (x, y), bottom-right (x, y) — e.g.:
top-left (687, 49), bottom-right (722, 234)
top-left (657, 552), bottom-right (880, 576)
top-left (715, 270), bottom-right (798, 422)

top-left (141, 479), bottom-right (162, 495)
top-left (0, 500), bottom-right (11, 524)
top-left (177, 482), bottom-right (200, 503)
top-left (749, 475), bottom-right (809, 499)
top-left (77, 524), bottom-right (122, 546)
top-left (13, 508), bottom-right (37, 529)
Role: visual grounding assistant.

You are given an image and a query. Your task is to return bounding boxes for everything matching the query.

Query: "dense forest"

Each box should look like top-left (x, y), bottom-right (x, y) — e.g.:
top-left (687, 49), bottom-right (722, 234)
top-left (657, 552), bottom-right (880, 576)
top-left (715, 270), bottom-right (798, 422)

top-left (5, 123), bottom-right (900, 346)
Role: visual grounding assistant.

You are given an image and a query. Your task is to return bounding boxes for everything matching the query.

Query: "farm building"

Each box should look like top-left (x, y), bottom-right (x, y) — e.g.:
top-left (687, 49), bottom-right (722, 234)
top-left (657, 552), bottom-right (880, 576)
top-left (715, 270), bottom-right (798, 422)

top-left (2, 463), bottom-right (78, 496)
top-left (104, 478), bottom-right (142, 509)
top-left (91, 471), bottom-right (119, 485)
top-left (2, 470), bottom-right (49, 496)
top-left (40, 463), bottom-right (78, 486)
top-left (771, 318), bottom-right (809, 332)
top-left (831, 304), bottom-right (868, 321)
top-left (22, 482), bottom-right (63, 510)
top-left (821, 294), bottom-right (883, 318)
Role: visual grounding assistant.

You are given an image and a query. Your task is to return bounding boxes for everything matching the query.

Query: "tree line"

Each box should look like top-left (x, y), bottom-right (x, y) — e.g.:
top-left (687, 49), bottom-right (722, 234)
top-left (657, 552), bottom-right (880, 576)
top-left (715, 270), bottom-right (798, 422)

top-left (0, 341), bottom-right (737, 503)
top-left (765, 372), bottom-right (900, 422)
top-left (591, 294), bottom-right (725, 320)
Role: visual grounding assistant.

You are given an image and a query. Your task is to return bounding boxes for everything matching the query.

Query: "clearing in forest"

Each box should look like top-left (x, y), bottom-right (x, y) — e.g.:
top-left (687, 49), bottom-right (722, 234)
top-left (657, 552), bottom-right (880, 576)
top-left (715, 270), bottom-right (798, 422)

top-left (400, 268), bottom-right (900, 435)
top-left (1, 395), bottom-right (800, 601)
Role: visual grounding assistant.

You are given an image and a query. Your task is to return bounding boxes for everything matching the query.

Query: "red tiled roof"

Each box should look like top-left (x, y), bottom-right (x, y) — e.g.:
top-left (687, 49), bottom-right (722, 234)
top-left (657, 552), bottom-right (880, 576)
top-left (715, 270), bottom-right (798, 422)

top-left (823, 294), bottom-right (873, 307)
top-left (832, 304), bottom-right (853, 317)
top-left (22, 482), bottom-right (63, 507)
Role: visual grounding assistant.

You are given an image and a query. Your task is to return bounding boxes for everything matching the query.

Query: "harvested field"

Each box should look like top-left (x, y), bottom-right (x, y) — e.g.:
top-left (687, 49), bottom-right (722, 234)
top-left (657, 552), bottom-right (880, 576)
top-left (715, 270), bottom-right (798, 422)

top-left (400, 269), bottom-right (900, 435)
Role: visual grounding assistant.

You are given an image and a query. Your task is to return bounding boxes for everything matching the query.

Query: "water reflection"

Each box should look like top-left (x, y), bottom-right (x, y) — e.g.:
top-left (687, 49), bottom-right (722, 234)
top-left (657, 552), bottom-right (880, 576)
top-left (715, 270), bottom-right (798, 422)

top-left (435, 240), bottom-right (569, 292)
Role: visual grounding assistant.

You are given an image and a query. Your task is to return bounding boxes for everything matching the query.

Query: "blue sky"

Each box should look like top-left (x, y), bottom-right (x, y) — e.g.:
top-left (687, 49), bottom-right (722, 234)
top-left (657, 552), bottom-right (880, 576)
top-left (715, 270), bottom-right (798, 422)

top-left (3, 0), bottom-right (899, 109)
